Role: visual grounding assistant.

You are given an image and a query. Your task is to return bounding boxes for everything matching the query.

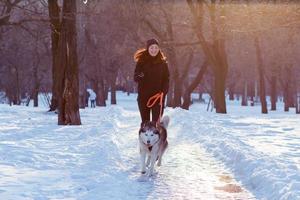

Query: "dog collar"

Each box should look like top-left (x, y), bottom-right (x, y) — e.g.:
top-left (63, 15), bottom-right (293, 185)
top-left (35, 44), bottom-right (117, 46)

top-left (144, 138), bottom-right (159, 152)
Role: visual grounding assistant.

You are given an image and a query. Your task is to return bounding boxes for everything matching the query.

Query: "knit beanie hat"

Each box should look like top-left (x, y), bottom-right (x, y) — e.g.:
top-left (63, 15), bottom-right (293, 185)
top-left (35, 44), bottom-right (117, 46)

top-left (146, 38), bottom-right (159, 49)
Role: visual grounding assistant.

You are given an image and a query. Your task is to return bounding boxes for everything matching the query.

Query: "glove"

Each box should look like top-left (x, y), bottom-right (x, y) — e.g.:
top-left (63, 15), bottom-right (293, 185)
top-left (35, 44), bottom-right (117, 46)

top-left (137, 72), bottom-right (144, 78)
top-left (134, 72), bottom-right (144, 82)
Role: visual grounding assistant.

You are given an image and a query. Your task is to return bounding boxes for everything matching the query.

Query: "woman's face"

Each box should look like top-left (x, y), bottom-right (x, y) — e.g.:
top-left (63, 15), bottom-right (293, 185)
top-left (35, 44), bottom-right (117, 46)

top-left (148, 44), bottom-right (160, 57)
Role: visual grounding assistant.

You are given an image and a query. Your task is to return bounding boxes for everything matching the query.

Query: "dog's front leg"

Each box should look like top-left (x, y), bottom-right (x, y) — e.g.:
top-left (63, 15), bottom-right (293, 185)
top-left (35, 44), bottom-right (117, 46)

top-left (146, 155), bottom-right (151, 167)
top-left (148, 152), bottom-right (157, 176)
top-left (140, 150), bottom-right (146, 174)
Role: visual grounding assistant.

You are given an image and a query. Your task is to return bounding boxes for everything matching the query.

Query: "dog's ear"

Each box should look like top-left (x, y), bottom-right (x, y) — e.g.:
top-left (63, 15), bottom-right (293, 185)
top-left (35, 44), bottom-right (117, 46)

top-left (141, 121), bottom-right (148, 128)
top-left (139, 122), bottom-right (145, 134)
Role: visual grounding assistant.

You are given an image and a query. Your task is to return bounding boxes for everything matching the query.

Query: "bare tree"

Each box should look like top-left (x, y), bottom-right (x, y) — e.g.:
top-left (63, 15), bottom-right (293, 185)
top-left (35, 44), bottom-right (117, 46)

top-left (254, 37), bottom-right (268, 113)
top-left (181, 60), bottom-right (208, 110)
top-left (187, 0), bottom-right (229, 113)
top-left (56, 0), bottom-right (81, 125)
top-left (48, 0), bottom-right (60, 111)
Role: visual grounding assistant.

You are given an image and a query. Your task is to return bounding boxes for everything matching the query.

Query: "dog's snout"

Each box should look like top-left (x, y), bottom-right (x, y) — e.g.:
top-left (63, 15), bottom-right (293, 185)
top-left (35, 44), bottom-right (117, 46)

top-left (147, 140), bottom-right (150, 144)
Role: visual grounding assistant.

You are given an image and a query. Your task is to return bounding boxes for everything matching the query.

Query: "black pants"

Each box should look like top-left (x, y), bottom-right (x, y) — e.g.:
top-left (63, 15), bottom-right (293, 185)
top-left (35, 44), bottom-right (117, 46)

top-left (138, 96), bottom-right (165, 125)
top-left (91, 100), bottom-right (96, 108)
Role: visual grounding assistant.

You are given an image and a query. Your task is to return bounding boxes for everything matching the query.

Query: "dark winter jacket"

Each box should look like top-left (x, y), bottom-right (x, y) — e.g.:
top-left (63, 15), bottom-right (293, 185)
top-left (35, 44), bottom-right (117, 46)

top-left (134, 59), bottom-right (169, 101)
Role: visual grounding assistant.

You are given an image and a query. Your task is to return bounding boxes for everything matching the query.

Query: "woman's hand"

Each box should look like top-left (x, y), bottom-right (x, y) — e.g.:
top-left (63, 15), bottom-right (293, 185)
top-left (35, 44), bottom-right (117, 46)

top-left (134, 71), bottom-right (144, 82)
top-left (134, 62), bottom-right (145, 82)
top-left (137, 72), bottom-right (144, 78)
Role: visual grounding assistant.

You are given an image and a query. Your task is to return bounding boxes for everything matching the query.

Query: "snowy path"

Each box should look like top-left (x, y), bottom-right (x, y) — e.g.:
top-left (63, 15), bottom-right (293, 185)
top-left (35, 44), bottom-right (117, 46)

top-left (0, 96), bottom-right (254, 200)
top-left (92, 105), bottom-right (255, 200)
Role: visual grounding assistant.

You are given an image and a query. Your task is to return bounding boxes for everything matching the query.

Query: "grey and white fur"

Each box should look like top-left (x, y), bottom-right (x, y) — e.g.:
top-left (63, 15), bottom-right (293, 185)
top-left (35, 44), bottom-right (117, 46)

top-left (139, 116), bottom-right (169, 176)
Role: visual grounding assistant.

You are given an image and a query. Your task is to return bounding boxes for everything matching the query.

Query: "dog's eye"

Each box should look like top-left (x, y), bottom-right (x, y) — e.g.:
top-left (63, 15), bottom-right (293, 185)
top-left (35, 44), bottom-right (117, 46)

top-left (151, 134), bottom-right (153, 136)
top-left (145, 134), bottom-right (148, 136)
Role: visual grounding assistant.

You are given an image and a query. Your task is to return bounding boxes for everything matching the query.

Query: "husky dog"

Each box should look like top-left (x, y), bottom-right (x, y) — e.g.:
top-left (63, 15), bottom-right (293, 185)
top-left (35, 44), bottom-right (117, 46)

top-left (139, 116), bottom-right (170, 176)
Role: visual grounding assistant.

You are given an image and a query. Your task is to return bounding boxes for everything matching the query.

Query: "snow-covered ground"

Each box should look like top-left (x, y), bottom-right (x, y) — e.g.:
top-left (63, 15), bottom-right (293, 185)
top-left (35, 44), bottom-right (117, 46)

top-left (0, 92), bottom-right (299, 200)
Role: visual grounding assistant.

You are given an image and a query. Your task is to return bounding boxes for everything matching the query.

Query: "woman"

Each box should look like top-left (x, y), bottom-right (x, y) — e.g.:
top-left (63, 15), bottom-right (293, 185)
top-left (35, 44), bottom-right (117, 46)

top-left (133, 39), bottom-right (170, 126)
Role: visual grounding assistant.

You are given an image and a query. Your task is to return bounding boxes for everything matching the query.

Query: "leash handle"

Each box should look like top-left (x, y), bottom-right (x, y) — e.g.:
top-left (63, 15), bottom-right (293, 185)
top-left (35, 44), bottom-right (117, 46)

top-left (146, 92), bottom-right (164, 124)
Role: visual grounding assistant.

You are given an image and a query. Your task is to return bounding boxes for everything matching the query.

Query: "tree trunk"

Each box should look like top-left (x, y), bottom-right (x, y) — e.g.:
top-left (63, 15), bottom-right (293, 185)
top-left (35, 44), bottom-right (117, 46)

top-left (254, 37), bottom-right (268, 114)
top-left (248, 81), bottom-right (255, 106)
top-left (48, 0), bottom-right (61, 112)
top-left (12, 66), bottom-right (21, 105)
top-left (173, 73), bottom-right (182, 108)
top-left (33, 85), bottom-right (39, 107)
top-left (199, 91), bottom-right (204, 102)
top-left (213, 71), bottom-right (227, 113)
top-left (182, 61), bottom-right (208, 110)
top-left (78, 76), bottom-right (85, 109)
top-left (33, 62), bottom-right (39, 107)
top-left (283, 66), bottom-right (292, 112)
top-left (212, 36), bottom-right (228, 113)
top-left (270, 75), bottom-right (277, 111)
top-left (284, 86), bottom-right (289, 112)
top-left (173, 52), bottom-right (193, 108)
top-left (296, 93), bottom-right (300, 114)
top-left (110, 75), bottom-right (117, 105)
top-left (187, 0), bottom-right (228, 113)
top-left (78, 87), bottom-right (86, 109)
top-left (104, 81), bottom-right (109, 101)
top-left (259, 75), bottom-right (268, 114)
top-left (57, 0), bottom-right (81, 125)
top-left (241, 80), bottom-right (248, 106)
top-left (289, 74), bottom-right (296, 108)
top-left (79, 94), bottom-right (85, 109)
top-left (166, 79), bottom-right (174, 107)
top-left (250, 95), bottom-right (254, 106)
top-left (228, 85), bottom-right (234, 101)
top-left (254, 80), bottom-right (259, 103)
top-left (96, 80), bottom-right (106, 106)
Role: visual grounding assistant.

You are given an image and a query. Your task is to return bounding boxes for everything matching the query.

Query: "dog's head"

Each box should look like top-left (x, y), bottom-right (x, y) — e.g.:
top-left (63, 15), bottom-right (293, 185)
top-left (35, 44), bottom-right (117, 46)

top-left (139, 121), bottom-right (160, 147)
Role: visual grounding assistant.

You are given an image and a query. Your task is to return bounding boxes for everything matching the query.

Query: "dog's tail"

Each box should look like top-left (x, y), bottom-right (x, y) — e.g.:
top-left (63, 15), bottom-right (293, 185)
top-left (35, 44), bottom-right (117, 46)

top-left (161, 115), bottom-right (170, 128)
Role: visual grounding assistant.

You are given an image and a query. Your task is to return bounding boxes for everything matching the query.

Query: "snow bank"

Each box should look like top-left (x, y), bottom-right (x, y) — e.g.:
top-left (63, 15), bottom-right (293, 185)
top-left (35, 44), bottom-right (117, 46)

top-left (168, 103), bottom-right (300, 200)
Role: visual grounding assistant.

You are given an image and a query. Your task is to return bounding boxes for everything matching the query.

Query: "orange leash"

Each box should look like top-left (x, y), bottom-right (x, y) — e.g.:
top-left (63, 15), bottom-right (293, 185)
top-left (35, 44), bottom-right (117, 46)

top-left (146, 92), bottom-right (164, 124)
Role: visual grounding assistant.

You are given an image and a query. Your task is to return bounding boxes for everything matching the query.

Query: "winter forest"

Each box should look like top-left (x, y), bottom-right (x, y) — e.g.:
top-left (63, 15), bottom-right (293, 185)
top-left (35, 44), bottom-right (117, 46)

top-left (0, 0), bottom-right (300, 199)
